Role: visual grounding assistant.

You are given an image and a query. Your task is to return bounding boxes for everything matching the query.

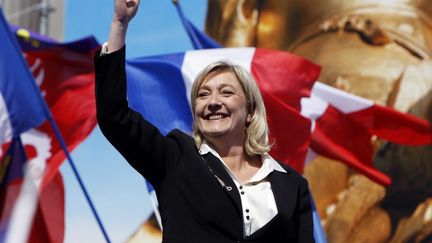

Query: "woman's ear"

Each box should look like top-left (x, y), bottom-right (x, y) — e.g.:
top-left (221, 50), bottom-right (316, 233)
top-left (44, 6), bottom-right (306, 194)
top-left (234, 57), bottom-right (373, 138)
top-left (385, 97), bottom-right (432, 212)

top-left (246, 113), bottom-right (252, 125)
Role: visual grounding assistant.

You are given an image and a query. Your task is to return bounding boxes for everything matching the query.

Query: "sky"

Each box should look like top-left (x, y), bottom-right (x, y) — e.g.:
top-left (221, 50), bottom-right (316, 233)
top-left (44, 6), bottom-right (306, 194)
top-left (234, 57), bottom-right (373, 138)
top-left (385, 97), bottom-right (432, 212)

top-left (62, 1), bottom-right (207, 242)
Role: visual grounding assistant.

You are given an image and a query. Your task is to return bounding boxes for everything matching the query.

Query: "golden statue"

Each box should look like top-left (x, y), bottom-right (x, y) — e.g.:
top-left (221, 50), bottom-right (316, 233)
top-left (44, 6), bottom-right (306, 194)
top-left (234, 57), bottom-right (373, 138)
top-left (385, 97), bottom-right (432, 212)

top-left (206, 1), bottom-right (432, 242)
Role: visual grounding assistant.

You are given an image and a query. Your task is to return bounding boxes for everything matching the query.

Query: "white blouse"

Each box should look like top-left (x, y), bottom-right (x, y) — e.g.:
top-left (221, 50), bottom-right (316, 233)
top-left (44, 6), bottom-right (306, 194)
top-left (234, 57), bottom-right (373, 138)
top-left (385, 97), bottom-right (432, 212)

top-left (199, 143), bottom-right (287, 236)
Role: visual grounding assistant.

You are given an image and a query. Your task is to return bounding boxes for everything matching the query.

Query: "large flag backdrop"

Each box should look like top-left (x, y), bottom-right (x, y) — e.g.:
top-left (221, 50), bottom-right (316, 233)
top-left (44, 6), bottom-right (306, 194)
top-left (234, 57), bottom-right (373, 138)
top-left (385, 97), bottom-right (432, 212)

top-left (0, 16), bottom-right (99, 243)
top-left (171, 3), bottom-right (432, 183)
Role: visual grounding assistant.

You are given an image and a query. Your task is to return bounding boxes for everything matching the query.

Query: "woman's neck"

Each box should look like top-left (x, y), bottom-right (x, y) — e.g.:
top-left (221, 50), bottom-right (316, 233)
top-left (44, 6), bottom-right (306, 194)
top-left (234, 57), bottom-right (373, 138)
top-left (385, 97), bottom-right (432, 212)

top-left (206, 139), bottom-right (262, 182)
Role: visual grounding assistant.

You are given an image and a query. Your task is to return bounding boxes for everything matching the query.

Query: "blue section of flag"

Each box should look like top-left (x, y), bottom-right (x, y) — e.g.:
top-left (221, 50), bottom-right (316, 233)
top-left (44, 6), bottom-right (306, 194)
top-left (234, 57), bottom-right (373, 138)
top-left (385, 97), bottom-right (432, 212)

top-left (311, 194), bottom-right (327, 243)
top-left (127, 52), bottom-right (192, 232)
top-left (173, 2), bottom-right (221, 50)
top-left (0, 137), bottom-right (27, 188)
top-left (0, 9), bottom-right (47, 135)
top-left (9, 25), bottom-right (99, 53)
top-left (0, 218), bottom-right (7, 243)
top-left (145, 180), bottom-right (155, 194)
top-left (126, 53), bottom-right (193, 135)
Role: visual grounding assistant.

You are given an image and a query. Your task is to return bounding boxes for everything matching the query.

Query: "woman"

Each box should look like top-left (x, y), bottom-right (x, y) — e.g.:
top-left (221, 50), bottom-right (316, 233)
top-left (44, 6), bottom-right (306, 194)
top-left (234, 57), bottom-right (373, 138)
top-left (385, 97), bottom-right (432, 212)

top-left (95, 0), bottom-right (314, 242)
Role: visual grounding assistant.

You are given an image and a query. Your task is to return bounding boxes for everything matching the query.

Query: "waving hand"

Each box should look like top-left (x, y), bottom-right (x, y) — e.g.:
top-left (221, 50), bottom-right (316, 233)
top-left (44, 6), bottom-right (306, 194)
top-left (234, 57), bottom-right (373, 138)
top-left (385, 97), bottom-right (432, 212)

top-left (107, 0), bottom-right (141, 52)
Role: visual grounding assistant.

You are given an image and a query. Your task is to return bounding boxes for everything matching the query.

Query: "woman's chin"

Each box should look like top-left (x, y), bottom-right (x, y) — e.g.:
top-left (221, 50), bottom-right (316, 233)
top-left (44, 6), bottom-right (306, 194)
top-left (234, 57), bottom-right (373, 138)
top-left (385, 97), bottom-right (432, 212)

top-left (201, 128), bottom-right (231, 140)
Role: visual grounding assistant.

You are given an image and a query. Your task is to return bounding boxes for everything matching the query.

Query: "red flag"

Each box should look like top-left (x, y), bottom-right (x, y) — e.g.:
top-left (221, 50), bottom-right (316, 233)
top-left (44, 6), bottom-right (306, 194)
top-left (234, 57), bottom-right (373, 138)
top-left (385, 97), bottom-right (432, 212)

top-left (301, 82), bottom-right (432, 185)
top-left (0, 26), bottom-right (99, 243)
top-left (23, 38), bottom-right (98, 188)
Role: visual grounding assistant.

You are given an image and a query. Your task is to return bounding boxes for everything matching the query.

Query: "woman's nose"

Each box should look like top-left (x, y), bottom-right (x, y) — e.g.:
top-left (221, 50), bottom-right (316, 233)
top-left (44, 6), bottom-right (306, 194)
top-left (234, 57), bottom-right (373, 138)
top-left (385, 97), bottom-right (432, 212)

top-left (207, 95), bottom-right (222, 112)
top-left (208, 102), bottom-right (222, 112)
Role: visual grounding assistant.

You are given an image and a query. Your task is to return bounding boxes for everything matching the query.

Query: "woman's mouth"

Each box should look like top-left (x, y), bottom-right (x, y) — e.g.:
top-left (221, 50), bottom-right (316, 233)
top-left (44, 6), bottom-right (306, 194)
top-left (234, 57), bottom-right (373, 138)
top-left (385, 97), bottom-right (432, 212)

top-left (205, 113), bottom-right (228, 120)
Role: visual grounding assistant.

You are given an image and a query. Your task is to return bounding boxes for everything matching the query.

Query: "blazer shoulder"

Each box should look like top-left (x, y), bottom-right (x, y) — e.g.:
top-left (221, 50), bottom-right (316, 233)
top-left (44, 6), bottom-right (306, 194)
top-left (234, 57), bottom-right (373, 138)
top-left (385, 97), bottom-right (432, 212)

top-left (167, 129), bottom-right (196, 148)
top-left (278, 162), bottom-right (309, 185)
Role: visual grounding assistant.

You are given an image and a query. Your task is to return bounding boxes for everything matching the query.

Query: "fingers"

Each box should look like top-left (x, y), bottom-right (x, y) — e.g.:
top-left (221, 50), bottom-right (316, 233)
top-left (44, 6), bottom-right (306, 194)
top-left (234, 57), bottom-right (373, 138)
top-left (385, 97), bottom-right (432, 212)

top-left (125, 1), bottom-right (137, 8)
top-left (113, 0), bottom-right (140, 24)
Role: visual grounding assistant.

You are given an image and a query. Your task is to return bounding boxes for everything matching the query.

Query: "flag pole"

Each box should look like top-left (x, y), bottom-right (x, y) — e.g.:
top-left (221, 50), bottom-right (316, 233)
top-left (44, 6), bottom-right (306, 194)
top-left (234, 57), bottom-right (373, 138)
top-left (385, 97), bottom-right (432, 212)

top-left (146, 181), bottom-right (163, 230)
top-left (172, 0), bottom-right (203, 49)
top-left (0, 8), bottom-right (111, 243)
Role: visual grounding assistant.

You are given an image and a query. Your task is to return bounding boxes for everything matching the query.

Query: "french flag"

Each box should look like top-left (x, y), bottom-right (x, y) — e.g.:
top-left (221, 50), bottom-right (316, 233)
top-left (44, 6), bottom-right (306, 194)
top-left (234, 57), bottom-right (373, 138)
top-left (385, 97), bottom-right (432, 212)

top-left (126, 47), bottom-right (321, 172)
top-left (171, 2), bottom-right (431, 187)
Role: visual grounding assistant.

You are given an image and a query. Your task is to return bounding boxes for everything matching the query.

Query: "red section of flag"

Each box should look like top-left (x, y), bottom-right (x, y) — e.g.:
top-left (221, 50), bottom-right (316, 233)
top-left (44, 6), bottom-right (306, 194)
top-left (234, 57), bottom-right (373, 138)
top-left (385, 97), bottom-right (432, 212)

top-left (308, 83), bottom-right (432, 185)
top-left (310, 105), bottom-right (391, 185)
top-left (264, 92), bottom-right (312, 173)
top-left (24, 46), bottom-right (97, 188)
top-left (0, 181), bottom-right (22, 229)
top-left (350, 105), bottom-right (432, 145)
top-left (252, 49), bottom-right (321, 172)
top-left (0, 137), bottom-right (64, 243)
top-left (0, 175), bottom-right (65, 243)
top-left (252, 48), bottom-right (320, 110)
top-left (28, 173), bottom-right (64, 243)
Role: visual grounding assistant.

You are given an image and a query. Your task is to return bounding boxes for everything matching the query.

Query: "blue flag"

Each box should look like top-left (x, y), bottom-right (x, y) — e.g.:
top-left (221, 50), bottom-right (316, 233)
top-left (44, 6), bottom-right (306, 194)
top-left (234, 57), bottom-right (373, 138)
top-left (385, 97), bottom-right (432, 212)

top-left (0, 9), bottom-right (47, 139)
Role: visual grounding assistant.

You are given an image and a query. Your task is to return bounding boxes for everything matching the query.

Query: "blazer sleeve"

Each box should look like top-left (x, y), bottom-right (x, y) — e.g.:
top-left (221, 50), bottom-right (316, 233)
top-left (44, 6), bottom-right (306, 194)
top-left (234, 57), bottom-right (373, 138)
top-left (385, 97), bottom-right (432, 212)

top-left (297, 177), bottom-right (315, 243)
top-left (94, 46), bottom-right (181, 188)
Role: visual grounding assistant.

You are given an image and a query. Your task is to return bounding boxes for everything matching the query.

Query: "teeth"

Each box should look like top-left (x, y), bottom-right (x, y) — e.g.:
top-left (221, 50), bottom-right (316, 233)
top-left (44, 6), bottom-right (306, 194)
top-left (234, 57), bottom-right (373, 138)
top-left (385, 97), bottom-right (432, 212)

top-left (209, 114), bottom-right (223, 120)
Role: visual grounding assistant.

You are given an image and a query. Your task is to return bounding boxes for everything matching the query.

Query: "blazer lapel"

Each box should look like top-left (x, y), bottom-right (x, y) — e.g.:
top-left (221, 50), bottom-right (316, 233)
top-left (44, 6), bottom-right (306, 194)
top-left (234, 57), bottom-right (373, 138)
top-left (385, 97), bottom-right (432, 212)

top-left (245, 171), bottom-right (298, 240)
top-left (268, 170), bottom-right (297, 219)
top-left (202, 153), bottom-right (243, 214)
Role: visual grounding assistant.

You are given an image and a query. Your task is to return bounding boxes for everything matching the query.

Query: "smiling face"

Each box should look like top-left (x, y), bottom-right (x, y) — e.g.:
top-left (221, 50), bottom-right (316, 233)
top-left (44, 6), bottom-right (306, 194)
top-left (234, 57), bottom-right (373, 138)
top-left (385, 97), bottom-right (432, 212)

top-left (194, 71), bottom-right (251, 144)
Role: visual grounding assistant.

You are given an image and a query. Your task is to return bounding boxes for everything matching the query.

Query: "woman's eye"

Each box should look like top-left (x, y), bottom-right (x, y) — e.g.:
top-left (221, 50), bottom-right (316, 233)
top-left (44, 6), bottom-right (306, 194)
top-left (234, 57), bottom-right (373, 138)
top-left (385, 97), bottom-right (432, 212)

top-left (198, 92), bottom-right (209, 97)
top-left (221, 90), bottom-right (234, 96)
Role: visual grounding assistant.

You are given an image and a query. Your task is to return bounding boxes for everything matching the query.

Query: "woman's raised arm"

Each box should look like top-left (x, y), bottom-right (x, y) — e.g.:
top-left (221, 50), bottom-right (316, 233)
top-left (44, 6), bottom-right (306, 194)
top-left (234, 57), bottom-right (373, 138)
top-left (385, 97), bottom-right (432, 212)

top-left (107, 0), bottom-right (140, 53)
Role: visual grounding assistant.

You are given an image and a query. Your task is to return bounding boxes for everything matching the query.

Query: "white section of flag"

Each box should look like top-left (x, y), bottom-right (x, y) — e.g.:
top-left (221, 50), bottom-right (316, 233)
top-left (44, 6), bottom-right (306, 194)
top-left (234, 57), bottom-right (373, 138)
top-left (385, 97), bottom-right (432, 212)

top-left (311, 82), bottom-right (373, 113)
top-left (301, 81), bottom-right (375, 129)
top-left (304, 148), bottom-right (319, 165)
top-left (301, 91), bottom-right (328, 132)
top-left (0, 94), bottom-right (12, 148)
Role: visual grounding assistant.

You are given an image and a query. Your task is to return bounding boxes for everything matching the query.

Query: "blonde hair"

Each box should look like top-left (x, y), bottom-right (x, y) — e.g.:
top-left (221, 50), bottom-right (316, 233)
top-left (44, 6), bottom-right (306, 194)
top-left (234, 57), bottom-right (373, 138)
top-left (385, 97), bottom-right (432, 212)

top-left (190, 60), bottom-right (271, 156)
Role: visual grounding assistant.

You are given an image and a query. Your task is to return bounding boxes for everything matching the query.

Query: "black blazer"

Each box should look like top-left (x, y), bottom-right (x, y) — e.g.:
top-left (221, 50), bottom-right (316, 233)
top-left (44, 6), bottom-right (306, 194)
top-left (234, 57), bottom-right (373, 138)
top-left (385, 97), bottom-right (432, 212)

top-left (95, 46), bottom-right (315, 243)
